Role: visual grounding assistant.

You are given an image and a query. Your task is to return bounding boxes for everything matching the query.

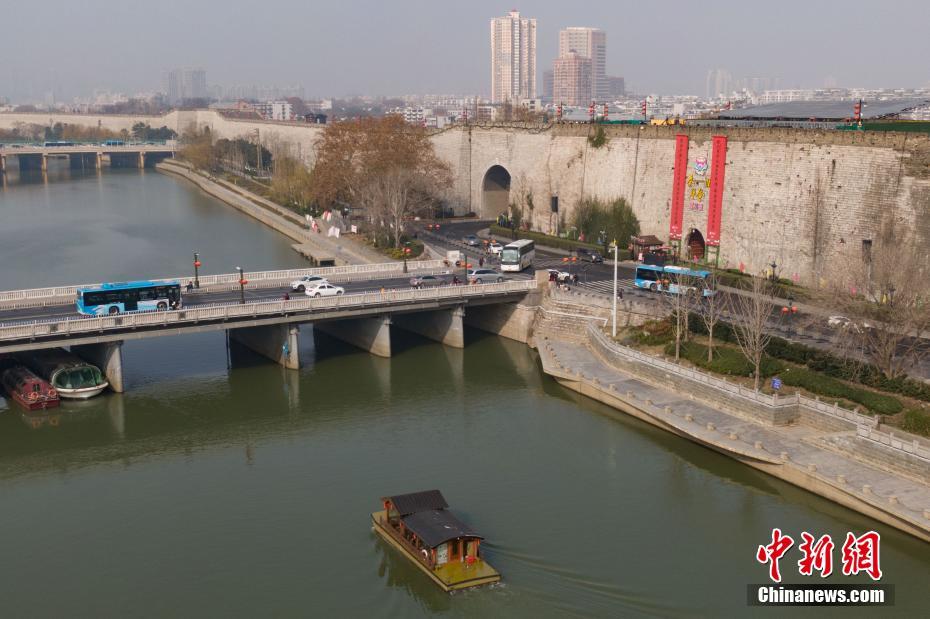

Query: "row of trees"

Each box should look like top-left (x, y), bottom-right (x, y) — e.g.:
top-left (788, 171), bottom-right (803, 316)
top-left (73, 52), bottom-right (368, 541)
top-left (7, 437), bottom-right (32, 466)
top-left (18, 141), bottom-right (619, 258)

top-left (572, 197), bottom-right (640, 246)
top-left (662, 219), bottom-right (930, 391)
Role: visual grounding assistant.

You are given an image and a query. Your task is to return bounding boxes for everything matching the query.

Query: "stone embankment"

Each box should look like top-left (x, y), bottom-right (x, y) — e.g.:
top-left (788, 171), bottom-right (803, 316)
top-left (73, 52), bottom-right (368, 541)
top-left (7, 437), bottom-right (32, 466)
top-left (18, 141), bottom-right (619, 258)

top-left (156, 159), bottom-right (387, 266)
top-left (530, 284), bottom-right (930, 543)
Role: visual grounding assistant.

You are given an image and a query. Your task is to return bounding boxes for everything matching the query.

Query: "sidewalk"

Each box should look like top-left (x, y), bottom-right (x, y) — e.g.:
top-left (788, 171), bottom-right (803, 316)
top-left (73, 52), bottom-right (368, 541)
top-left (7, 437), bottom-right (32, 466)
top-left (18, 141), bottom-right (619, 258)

top-left (536, 332), bottom-right (930, 542)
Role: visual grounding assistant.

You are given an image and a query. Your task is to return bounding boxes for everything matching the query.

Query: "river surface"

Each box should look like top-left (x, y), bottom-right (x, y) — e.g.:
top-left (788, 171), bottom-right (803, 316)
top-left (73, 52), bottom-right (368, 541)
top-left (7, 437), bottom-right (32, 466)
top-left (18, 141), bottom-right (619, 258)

top-left (1, 169), bottom-right (929, 617)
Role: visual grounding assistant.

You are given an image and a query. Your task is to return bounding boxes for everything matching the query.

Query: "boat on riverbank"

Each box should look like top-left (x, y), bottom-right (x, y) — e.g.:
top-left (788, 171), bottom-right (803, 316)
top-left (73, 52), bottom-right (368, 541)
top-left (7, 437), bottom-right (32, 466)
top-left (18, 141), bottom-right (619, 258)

top-left (18, 349), bottom-right (108, 399)
top-left (1, 365), bottom-right (60, 410)
top-left (371, 490), bottom-right (500, 592)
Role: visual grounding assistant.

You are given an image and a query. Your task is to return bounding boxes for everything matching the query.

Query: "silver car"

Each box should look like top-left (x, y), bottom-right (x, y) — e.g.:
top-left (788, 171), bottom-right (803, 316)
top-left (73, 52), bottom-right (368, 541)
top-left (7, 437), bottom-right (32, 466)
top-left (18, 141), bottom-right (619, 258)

top-left (467, 268), bottom-right (504, 284)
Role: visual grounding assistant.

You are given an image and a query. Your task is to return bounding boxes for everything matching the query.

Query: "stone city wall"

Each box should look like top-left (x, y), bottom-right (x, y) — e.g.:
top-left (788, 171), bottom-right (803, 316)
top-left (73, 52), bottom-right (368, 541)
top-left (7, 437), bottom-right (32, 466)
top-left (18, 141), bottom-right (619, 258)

top-left (4, 111), bottom-right (929, 285)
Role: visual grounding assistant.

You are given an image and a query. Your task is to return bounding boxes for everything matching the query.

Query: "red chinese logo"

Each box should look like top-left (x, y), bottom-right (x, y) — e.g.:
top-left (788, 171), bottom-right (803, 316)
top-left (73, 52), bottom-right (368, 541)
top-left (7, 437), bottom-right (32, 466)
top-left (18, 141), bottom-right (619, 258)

top-left (841, 531), bottom-right (882, 581)
top-left (757, 529), bottom-right (882, 582)
top-left (756, 528), bottom-right (794, 583)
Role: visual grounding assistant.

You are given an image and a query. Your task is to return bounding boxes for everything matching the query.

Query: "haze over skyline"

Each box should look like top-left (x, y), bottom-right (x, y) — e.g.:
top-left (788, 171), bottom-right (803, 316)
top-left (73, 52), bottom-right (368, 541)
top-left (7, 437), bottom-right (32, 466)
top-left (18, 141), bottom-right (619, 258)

top-left (3, 0), bottom-right (929, 101)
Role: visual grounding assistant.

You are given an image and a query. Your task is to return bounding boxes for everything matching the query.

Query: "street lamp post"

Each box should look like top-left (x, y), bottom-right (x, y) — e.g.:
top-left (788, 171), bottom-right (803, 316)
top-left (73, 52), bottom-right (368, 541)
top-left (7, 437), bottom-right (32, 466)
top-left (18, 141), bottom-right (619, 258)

top-left (770, 260), bottom-right (778, 282)
top-left (610, 239), bottom-right (619, 338)
top-left (193, 252), bottom-right (201, 289)
top-left (236, 266), bottom-right (247, 304)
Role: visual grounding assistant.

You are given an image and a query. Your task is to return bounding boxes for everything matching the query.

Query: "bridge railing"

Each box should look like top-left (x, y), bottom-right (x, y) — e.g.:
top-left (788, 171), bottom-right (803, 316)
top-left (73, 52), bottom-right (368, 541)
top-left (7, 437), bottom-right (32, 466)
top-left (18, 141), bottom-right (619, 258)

top-left (0, 260), bottom-right (448, 308)
top-left (0, 279), bottom-right (537, 343)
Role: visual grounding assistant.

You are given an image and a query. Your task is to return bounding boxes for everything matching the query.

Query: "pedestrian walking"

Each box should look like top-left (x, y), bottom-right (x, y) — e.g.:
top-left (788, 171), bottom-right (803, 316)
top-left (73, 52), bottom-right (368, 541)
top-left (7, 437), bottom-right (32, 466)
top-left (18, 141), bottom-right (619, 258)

top-left (479, 256), bottom-right (485, 268)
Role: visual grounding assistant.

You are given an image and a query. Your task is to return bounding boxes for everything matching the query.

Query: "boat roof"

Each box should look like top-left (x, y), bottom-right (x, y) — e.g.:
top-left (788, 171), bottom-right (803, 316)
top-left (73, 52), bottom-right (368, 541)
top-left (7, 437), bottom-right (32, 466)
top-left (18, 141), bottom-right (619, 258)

top-left (385, 490), bottom-right (448, 516)
top-left (401, 509), bottom-right (482, 548)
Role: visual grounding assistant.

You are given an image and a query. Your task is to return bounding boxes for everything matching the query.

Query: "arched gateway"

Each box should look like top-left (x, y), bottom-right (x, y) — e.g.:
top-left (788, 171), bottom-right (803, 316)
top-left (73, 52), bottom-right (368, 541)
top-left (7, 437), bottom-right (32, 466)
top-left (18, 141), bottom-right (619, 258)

top-left (686, 228), bottom-right (706, 262)
top-left (481, 165), bottom-right (511, 219)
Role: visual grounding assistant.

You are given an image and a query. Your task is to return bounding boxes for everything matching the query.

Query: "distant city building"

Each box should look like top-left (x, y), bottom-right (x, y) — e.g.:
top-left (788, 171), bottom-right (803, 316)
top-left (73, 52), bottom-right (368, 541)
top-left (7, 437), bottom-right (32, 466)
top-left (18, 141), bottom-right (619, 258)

top-left (553, 51), bottom-right (592, 107)
top-left (162, 67), bottom-right (208, 104)
top-left (604, 76), bottom-right (625, 100)
top-left (490, 10), bottom-right (536, 103)
top-left (255, 100), bottom-right (294, 121)
top-left (542, 69), bottom-right (554, 103)
top-left (558, 27), bottom-right (606, 102)
top-left (705, 68), bottom-right (732, 100)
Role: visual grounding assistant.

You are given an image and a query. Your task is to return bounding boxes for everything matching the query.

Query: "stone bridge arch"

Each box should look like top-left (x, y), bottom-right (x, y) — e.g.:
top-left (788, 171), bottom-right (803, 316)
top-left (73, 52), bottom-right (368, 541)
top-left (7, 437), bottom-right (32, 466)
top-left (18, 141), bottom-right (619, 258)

top-left (481, 165), bottom-right (511, 219)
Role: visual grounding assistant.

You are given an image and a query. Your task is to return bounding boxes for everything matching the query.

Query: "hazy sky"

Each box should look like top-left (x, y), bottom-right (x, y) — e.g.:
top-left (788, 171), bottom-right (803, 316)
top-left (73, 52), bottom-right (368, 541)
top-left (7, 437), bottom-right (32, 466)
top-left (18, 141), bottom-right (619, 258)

top-left (3, 0), bottom-right (929, 101)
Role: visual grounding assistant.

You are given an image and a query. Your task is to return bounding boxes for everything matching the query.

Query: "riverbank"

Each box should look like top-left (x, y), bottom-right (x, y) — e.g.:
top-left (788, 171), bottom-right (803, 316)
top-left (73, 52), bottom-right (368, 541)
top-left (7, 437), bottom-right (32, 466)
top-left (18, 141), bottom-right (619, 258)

top-left (156, 160), bottom-right (386, 266)
top-left (531, 287), bottom-right (930, 543)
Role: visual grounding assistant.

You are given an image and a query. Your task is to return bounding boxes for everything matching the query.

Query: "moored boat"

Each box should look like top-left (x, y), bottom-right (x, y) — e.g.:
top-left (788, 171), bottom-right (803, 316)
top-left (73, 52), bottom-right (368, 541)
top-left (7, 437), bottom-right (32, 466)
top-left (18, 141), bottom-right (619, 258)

top-left (17, 348), bottom-right (109, 399)
top-left (1, 366), bottom-right (60, 410)
top-left (371, 490), bottom-right (501, 592)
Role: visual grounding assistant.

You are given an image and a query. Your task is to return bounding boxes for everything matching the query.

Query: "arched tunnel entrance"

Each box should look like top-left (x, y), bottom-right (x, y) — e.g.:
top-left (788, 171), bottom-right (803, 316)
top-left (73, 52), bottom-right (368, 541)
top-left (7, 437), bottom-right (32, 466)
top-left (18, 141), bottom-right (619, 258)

top-left (686, 228), bottom-right (706, 262)
top-left (482, 165), bottom-right (511, 219)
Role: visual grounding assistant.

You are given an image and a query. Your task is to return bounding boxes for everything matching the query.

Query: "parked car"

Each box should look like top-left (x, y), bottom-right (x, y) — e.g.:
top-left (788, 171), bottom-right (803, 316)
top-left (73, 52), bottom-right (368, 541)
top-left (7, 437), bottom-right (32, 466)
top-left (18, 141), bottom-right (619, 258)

top-left (410, 274), bottom-right (447, 289)
top-left (488, 241), bottom-right (504, 256)
top-left (467, 268), bottom-right (504, 284)
top-left (290, 275), bottom-right (328, 292)
top-left (576, 248), bottom-right (604, 263)
top-left (463, 234), bottom-right (480, 247)
top-left (827, 315), bottom-right (871, 332)
top-left (304, 282), bottom-right (344, 297)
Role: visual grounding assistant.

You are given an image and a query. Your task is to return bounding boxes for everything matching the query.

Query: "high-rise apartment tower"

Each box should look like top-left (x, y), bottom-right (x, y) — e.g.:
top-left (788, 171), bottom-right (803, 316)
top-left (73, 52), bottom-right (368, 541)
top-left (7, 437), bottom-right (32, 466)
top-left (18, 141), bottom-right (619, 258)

top-left (490, 10), bottom-right (537, 103)
top-left (558, 27), bottom-right (606, 102)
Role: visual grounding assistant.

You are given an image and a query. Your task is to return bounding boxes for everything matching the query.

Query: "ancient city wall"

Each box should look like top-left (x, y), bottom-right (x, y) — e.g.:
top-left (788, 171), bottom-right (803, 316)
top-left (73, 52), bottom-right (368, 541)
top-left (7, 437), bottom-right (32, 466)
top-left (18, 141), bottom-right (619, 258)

top-left (3, 110), bottom-right (928, 285)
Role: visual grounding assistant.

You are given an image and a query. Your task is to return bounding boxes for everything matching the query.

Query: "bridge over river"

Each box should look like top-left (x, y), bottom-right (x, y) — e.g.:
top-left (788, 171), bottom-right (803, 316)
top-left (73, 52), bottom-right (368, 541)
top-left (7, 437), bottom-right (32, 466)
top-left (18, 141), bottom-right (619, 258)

top-left (0, 143), bottom-right (176, 172)
top-left (0, 260), bottom-right (540, 393)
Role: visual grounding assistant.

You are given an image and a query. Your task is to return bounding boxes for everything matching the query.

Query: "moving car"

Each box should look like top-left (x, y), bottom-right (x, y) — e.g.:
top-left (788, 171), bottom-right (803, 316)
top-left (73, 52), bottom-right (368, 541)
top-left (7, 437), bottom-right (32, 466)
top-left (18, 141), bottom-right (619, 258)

top-left (488, 241), bottom-right (504, 256)
top-left (546, 268), bottom-right (572, 283)
top-left (305, 282), bottom-right (344, 297)
top-left (410, 274), bottom-right (447, 289)
top-left (463, 235), bottom-right (480, 247)
top-left (290, 275), bottom-right (328, 292)
top-left (467, 269), bottom-right (504, 284)
top-left (576, 248), bottom-right (604, 263)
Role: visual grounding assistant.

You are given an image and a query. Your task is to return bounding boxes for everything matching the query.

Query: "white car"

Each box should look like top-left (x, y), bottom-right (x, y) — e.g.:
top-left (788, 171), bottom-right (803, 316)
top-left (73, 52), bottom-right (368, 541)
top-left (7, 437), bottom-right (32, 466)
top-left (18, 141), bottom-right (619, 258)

top-left (290, 275), bottom-right (328, 292)
top-left (546, 268), bottom-right (572, 283)
top-left (488, 241), bottom-right (504, 256)
top-left (827, 315), bottom-right (871, 332)
top-left (305, 282), bottom-right (344, 297)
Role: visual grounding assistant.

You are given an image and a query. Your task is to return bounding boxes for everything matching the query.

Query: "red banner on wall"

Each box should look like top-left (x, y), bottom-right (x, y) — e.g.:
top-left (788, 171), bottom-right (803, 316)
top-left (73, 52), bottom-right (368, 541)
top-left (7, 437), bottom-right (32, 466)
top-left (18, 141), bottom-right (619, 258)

top-left (669, 134), bottom-right (689, 240)
top-left (706, 135), bottom-right (727, 246)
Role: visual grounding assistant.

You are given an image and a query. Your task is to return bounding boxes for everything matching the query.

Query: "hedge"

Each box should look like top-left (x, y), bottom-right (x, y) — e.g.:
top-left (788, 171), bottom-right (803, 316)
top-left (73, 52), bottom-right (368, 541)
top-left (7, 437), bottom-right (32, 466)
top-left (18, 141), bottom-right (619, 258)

top-left (489, 225), bottom-right (603, 252)
top-left (687, 315), bottom-right (930, 403)
top-left (901, 410), bottom-right (930, 437)
top-left (667, 341), bottom-right (783, 378)
top-left (778, 366), bottom-right (902, 415)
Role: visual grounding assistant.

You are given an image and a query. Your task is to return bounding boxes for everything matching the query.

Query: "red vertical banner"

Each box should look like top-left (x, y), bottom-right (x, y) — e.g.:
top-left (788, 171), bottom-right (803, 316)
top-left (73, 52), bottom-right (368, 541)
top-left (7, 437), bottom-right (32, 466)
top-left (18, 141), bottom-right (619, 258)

top-left (706, 135), bottom-right (728, 246)
top-left (669, 134), bottom-right (689, 240)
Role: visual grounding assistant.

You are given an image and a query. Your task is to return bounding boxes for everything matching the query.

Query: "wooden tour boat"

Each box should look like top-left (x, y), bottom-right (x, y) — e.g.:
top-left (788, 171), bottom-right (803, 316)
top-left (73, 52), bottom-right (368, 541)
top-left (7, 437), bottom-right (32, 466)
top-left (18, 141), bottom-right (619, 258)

top-left (371, 490), bottom-right (501, 592)
top-left (1, 365), bottom-right (60, 411)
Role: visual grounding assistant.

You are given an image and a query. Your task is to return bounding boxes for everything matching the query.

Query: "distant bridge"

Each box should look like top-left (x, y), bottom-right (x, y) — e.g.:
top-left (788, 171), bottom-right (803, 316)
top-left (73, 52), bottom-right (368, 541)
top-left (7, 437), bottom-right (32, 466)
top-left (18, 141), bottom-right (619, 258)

top-left (0, 262), bottom-right (540, 393)
top-left (0, 143), bottom-right (176, 172)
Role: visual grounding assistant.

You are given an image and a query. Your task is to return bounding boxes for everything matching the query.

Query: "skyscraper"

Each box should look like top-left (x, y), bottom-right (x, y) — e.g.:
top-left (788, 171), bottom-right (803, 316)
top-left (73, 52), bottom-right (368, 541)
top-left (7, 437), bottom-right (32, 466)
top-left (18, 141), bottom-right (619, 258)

top-left (490, 10), bottom-right (536, 103)
top-left (558, 27), bottom-right (606, 102)
top-left (553, 51), bottom-right (592, 107)
top-left (705, 68), bottom-right (732, 100)
top-left (162, 67), bottom-right (208, 104)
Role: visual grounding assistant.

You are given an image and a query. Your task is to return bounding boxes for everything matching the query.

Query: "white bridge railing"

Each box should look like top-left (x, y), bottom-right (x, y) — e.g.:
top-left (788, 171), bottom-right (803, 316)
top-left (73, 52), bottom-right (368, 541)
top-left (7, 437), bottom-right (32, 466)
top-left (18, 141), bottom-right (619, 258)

top-left (0, 279), bottom-right (536, 343)
top-left (0, 260), bottom-right (449, 307)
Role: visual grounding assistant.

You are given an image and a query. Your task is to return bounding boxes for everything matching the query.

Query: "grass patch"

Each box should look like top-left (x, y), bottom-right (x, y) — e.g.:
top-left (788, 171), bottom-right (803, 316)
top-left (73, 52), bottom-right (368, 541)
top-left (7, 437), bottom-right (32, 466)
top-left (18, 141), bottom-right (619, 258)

top-left (900, 410), bottom-right (930, 437)
top-left (489, 225), bottom-right (603, 253)
top-left (779, 366), bottom-right (902, 415)
top-left (668, 341), bottom-right (783, 378)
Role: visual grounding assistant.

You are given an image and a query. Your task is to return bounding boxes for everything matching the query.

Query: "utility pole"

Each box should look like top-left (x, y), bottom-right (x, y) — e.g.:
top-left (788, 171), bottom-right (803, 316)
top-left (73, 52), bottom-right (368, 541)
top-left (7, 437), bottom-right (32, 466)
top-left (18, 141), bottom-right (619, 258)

top-left (611, 239), bottom-right (619, 337)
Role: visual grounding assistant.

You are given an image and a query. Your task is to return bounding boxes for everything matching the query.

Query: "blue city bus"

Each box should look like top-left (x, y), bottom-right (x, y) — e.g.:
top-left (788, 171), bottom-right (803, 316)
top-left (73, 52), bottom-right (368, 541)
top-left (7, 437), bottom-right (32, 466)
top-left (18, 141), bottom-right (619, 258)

top-left (76, 280), bottom-right (182, 316)
top-left (633, 264), bottom-right (715, 297)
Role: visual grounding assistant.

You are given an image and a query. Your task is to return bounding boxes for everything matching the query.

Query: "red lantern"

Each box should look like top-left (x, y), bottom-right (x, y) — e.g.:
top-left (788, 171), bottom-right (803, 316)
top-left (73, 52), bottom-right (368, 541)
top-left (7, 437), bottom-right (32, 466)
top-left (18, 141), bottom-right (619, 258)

top-left (404, 247), bottom-right (411, 255)
top-left (193, 260), bottom-right (202, 268)
top-left (240, 279), bottom-right (248, 286)
top-left (791, 306), bottom-right (798, 314)
top-left (781, 307), bottom-right (789, 315)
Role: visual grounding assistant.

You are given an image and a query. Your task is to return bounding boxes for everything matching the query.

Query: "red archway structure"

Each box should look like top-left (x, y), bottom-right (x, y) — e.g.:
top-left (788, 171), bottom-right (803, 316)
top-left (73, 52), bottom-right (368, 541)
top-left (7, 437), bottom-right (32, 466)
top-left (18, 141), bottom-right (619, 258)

top-left (686, 228), bottom-right (706, 262)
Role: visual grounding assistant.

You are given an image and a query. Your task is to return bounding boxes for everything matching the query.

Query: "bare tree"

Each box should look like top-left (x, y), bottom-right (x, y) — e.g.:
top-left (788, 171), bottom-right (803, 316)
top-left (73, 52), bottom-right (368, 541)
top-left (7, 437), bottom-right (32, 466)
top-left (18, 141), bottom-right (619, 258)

top-left (828, 218), bottom-right (930, 380)
top-left (658, 271), bottom-right (697, 362)
top-left (727, 273), bottom-right (777, 391)
top-left (698, 271), bottom-right (725, 363)
top-left (356, 168), bottom-right (435, 248)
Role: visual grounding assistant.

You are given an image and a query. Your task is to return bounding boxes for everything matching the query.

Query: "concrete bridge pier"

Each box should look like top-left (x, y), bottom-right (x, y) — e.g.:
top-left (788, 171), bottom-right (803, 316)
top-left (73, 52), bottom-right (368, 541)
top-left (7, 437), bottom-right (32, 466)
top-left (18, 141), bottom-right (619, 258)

top-left (392, 306), bottom-right (465, 348)
top-left (229, 324), bottom-right (300, 369)
top-left (72, 341), bottom-right (125, 393)
top-left (314, 315), bottom-right (392, 357)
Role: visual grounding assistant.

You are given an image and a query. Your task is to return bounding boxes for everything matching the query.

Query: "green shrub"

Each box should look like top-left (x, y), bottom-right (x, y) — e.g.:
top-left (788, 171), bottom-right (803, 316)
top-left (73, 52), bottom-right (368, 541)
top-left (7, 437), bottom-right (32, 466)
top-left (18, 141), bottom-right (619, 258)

top-left (779, 367), bottom-right (902, 415)
top-left (636, 319), bottom-right (674, 346)
top-left (489, 225), bottom-right (603, 252)
top-left (669, 341), bottom-right (783, 378)
top-left (901, 410), bottom-right (930, 438)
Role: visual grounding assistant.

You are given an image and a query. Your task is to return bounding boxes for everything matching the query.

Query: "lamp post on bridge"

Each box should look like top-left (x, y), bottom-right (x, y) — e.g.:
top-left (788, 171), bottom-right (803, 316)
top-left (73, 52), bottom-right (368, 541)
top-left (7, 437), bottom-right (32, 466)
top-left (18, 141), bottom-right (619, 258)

top-left (236, 266), bottom-right (248, 304)
top-left (610, 239), bottom-right (619, 338)
top-left (193, 252), bottom-right (201, 289)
